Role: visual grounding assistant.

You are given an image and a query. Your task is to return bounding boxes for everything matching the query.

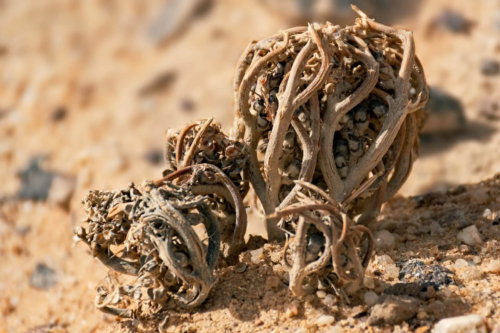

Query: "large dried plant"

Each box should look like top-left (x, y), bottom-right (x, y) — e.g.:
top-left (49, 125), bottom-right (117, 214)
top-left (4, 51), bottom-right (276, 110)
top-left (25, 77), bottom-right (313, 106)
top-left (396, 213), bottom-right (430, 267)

top-left (231, 6), bottom-right (428, 240)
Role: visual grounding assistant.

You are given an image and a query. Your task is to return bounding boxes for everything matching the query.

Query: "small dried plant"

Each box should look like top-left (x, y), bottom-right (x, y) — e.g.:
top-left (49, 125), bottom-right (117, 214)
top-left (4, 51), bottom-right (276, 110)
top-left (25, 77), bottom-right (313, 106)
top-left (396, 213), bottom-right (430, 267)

top-left (75, 174), bottom-right (240, 320)
top-left (231, 6), bottom-right (428, 240)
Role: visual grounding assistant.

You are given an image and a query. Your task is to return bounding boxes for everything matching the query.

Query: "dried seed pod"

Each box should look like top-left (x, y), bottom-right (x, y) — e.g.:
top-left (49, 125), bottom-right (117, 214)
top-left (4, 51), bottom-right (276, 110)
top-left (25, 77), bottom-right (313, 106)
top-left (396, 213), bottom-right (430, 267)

top-left (231, 6), bottom-right (428, 240)
top-left (269, 181), bottom-right (374, 297)
top-left (76, 178), bottom-right (224, 321)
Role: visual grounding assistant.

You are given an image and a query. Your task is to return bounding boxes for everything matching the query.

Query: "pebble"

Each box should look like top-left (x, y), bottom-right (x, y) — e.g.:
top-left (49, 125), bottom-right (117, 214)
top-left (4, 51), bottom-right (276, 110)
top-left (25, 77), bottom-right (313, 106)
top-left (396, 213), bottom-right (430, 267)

top-left (17, 157), bottom-right (55, 201)
top-left (473, 256), bottom-right (482, 264)
top-left (363, 276), bottom-right (375, 289)
top-left (316, 315), bottom-right (335, 326)
top-left (251, 256), bottom-right (261, 264)
top-left (481, 59), bottom-right (500, 76)
top-left (234, 262), bottom-right (247, 273)
top-left (486, 259), bottom-right (500, 273)
top-left (286, 302), bottom-right (299, 318)
top-left (457, 225), bottom-right (483, 246)
top-left (439, 210), bottom-right (469, 228)
top-left (29, 263), bottom-right (58, 290)
top-left (143, 149), bottom-right (163, 165)
top-left (367, 295), bottom-right (419, 326)
top-left (295, 328), bottom-right (307, 333)
top-left (430, 221), bottom-right (442, 233)
top-left (378, 254), bottom-right (395, 265)
top-left (482, 209), bottom-right (492, 218)
top-left (364, 291), bottom-right (379, 307)
top-left (385, 264), bottom-right (400, 279)
top-left (399, 260), bottom-right (456, 290)
top-left (373, 230), bottom-right (396, 250)
top-left (324, 294), bottom-right (337, 307)
top-left (432, 9), bottom-right (471, 34)
top-left (265, 276), bottom-right (280, 289)
top-left (421, 87), bottom-right (466, 134)
top-left (459, 267), bottom-right (482, 281)
top-left (385, 282), bottom-right (421, 298)
top-left (433, 314), bottom-right (487, 333)
top-left (454, 259), bottom-right (469, 270)
top-left (250, 248), bottom-right (263, 257)
top-left (316, 290), bottom-right (326, 299)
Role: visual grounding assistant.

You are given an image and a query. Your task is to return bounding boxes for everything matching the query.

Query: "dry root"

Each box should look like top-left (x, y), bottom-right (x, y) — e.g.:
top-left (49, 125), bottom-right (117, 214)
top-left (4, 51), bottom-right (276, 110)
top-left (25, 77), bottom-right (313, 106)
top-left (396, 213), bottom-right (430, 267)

top-left (232, 6), bottom-right (428, 240)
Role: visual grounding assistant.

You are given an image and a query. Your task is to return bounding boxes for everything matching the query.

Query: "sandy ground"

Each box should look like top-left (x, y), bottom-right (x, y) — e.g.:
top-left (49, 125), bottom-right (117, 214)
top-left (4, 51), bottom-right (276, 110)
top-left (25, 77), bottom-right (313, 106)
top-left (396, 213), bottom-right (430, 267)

top-left (1, 0), bottom-right (500, 332)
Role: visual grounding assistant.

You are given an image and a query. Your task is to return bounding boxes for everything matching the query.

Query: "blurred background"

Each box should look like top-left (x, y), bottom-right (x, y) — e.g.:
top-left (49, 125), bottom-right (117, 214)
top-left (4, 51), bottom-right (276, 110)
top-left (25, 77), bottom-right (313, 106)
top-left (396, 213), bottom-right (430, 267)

top-left (0, 0), bottom-right (499, 331)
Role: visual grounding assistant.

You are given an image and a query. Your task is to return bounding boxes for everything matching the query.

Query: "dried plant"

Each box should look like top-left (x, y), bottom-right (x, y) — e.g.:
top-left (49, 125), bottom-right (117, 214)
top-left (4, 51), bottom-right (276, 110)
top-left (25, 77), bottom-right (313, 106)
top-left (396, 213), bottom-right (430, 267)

top-left (268, 180), bottom-right (374, 297)
top-left (75, 178), bottom-right (225, 320)
top-left (231, 6), bottom-right (428, 240)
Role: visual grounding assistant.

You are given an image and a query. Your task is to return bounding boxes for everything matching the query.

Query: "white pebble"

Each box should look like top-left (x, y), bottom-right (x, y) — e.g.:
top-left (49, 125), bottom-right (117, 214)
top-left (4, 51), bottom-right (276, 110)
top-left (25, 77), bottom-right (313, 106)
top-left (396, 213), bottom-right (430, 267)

top-left (457, 225), bottom-right (483, 246)
top-left (374, 230), bottom-right (396, 250)
top-left (483, 208), bottom-right (492, 218)
top-left (386, 264), bottom-right (400, 279)
top-left (473, 256), bottom-right (482, 265)
top-left (250, 248), bottom-right (263, 257)
top-left (316, 315), bottom-right (335, 326)
top-left (324, 294), bottom-right (337, 307)
top-left (486, 259), bottom-right (500, 273)
top-left (433, 314), bottom-right (487, 333)
top-left (364, 291), bottom-right (379, 307)
top-left (460, 267), bottom-right (482, 281)
top-left (454, 259), bottom-right (469, 270)
top-left (378, 254), bottom-right (395, 265)
top-left (251, 256), bottom-right (261, 264)
top-left (316, 290), bottom-right (327, 299)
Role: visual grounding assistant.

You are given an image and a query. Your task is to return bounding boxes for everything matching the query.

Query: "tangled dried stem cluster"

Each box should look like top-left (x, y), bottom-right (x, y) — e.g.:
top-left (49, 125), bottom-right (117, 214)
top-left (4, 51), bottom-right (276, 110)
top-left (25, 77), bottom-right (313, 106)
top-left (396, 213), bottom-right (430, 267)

top-left (231, 6), bottom-right (427, 240)
top-left (76, 6), bottom-right (428, 324)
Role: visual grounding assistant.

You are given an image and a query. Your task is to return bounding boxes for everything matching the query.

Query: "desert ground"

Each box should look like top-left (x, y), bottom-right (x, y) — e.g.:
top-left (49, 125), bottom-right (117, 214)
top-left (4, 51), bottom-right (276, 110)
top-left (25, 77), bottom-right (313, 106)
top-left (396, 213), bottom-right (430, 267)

top-left (1, 0), bottom-right (500, 332)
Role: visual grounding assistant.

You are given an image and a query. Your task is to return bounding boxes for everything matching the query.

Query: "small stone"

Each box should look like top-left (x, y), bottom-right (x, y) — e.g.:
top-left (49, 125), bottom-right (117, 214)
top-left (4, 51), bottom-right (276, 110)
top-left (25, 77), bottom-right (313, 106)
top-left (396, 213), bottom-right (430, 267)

top-left (29, 263), bottom-right (58, 290)
top-left (378, 254), bottom-right (395, 265)
top-left (454, 259), bottom-right (469, 270)
top-left (364, 291), bottom-right (379, 307)
top-left (459, 267), bottom-right (482, 281)
top-left (324, 294), bottom-right (337, 307)
top-left (316, 290), bottom-right (327, 299)
top-left (265, 276), bottom-right (280, 289)
top-left (430, 221), bottom-right (441, 233)
top-left (481, 59), bottom-right (500, 76)
top-left (316, 315), bottom-right (335, 326)
top-left (386, 264), bottom-right (400, 279)
top-left (295, 329), bottom-right (307, 333)
top-left (282, 272), bottom-right (290, 282)
top-left (483, 209), bottom-right (492, 218)
top-left (250, 248), bottom-right (264, 257)
top-left (143, 149), bottom-right (163, 165)
top-left (426, 286), bottom-right (436, 299)
top-left (399, 260), bottom-right (456, 290)
top-left (286, 302), bottom-right (299, 318)
top-left (473, 256), bottom-right (482, 265)
top-left (251, 256), bottom-right (261, 265)
top-left (234, 262), bottom-right (247, 273)
top-left (417, 311), bottom-right (428, 320)
top-left (486, 259), bottom-right (500, 273)
top-left (433, 314), bottom-right (487, 333)
top-left (367, 295), bottom-right (419, 326)
top-left (442, 288), bottom-right (452, 298)
top-left (363, 276), bottom-right (375, 289)
top-left (432, 10), bottom-right (472, 34)
top-left (457, 225), bottom-right (482, 246)
top-left (373, 230), bottom-right (396, 250)
top-left (479, 98), bottom-right (500, 121)
top-left (439, 210), bottom-right (469, 228)
top-left (385, 282), bottom-right (421, 297)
